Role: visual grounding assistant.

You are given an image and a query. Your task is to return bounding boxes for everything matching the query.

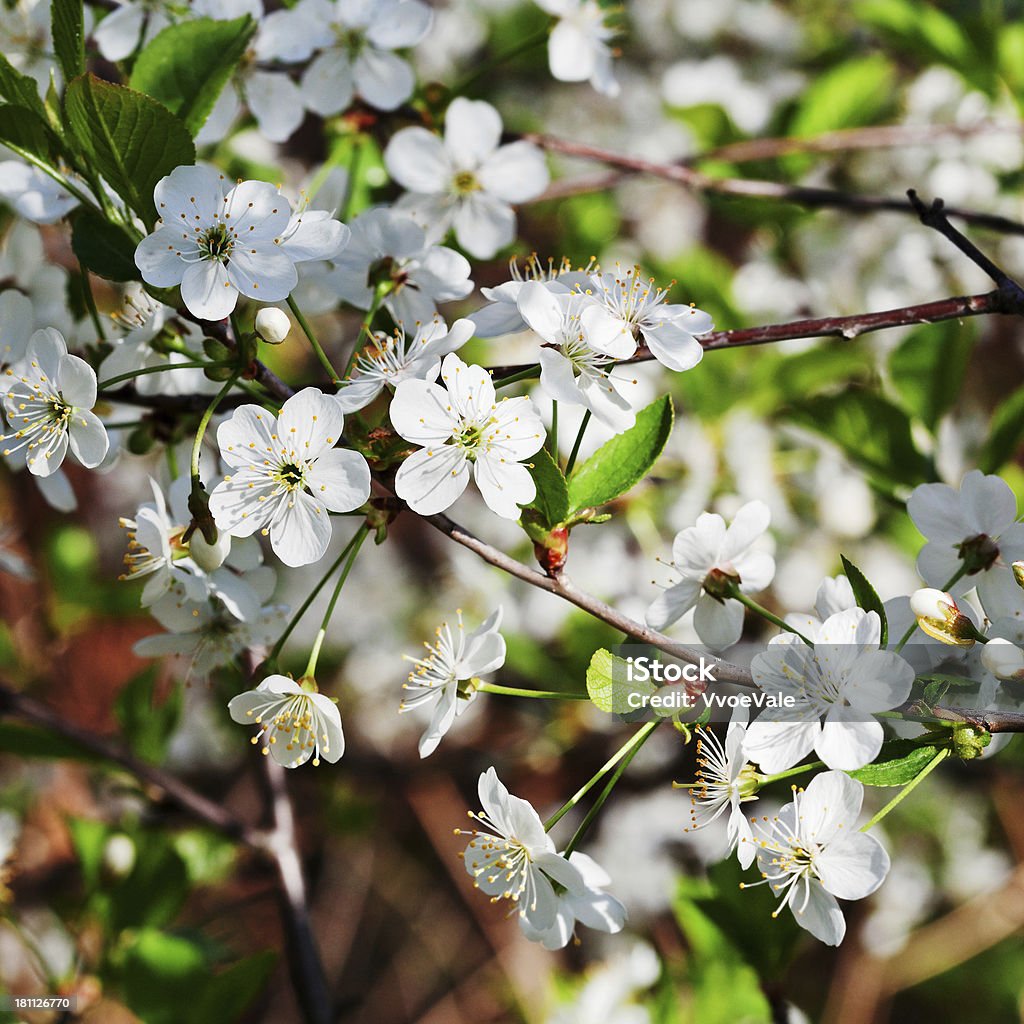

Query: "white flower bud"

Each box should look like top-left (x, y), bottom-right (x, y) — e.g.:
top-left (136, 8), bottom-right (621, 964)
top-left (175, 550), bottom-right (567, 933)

top-left (981, 637), bottom-right (1024, 680)
top-left (102, 834), bottom-right (136, 877)
top-left (189, 529), bottom-right (231, 572)
top-left (255, 307), bottom-right (291, 345)
top-left (910, 588), bottom-right (978, 646)
top-left (1013, 561), bottom-right (1024, 591)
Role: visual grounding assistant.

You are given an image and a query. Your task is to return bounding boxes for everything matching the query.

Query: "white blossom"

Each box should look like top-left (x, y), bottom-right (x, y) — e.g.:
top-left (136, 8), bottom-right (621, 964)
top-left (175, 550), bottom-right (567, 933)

top-left (385, 98), bottom-right (550, 259)
top-left (93, 0), bottom-right (171, 61)
top-left (0, 162), bottom-right (78, 223)
top-left (337, 316), bottom-right (474, 413)
top-left (980, 637), bottom-right (1024, 680)
top-left (646, 500), bottom-right (775, 650)
top-left (229, 674), bottom-right (344, 767)
top-left (255, 306), bottom-right (292, 345)
top-left (390, 352), bottom-right (545, 518)
top-left (742, 771), bottom-right (890, 946)
top-left (535, 0), bottom-right (620, 97)
top-left (743, 608), bottom-right (916, 773)
top-left (580, 264), bottom-right (714, 372)
top-left (0, 328), bottom-right (108, 477)
top-left (135, 165), bottom-right (346, 321)
top-left (401, 607), bottom-right (505, 757)
top-left (208, 388), bottom-right (372, 567)
top-left (459, 767), bottom-right (588, 934)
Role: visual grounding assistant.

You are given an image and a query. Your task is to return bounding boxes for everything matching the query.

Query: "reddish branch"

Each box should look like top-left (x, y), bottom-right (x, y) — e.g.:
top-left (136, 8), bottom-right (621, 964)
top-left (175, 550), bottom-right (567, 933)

top-left (525, 132), bottom-right (1024, 236)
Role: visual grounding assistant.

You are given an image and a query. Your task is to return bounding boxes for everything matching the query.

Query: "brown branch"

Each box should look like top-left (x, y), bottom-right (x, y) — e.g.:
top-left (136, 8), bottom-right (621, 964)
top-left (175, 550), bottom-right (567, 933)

top-left (691, 120), bottom-right (1024, 166)
top-left (0, 683), bottom-right (261, 846)
top-left (524, 132), bottom-right (1024, 236)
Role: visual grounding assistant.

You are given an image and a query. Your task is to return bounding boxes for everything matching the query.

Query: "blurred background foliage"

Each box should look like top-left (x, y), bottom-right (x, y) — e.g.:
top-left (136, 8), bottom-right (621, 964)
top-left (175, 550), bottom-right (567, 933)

top-left (5, 0), bottom-right (1024, 1022)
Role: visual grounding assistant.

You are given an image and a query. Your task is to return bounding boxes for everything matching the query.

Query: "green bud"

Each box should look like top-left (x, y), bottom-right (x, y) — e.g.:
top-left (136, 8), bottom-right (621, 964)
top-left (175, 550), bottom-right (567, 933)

top-left (126, 424), bottom-right (155, 455)
top-left (952, 723), bottom-right (991, 760)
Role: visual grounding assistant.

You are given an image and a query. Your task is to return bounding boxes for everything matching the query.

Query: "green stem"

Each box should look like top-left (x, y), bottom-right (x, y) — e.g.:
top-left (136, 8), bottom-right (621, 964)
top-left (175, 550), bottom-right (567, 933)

top-left (78, 264), bottom-right (106, 342)
top-left (340, 137), bottom-right (363, 222)
top-left (287, 294), bottom-right (341, 383)
top-left (476, 682), bottom-right (589, 700)
top-left (303, 525), bottom-right (370, 679)
top-left (267, 527), bottom-right (368, 667)
top-left (341, 282), bottom-right (390, 379)
top-left (547, 400), bottom-right (559, 458)
top-left (191, 375), bottom-right (237, 483)
top-left (493, 364), bottom-right (540, 389)
top-left (564, 721), bottom-right (660, 855)
top-left (859, 747), bottom-right (950, 832)
top-left (730, 587), bottom-right (813, 646)
top-left (894, 565), bottom-right (969, 652)
top-left (98, 360), bottom-right (224, 390)
top-left (757, 759), bottom-right (826, 786)
top-left (452, 27), bottom-right (550, 94)
top-left (166, 443), bottom-right (179, 480)
top-left (565, 410), bottom-right (591, 475)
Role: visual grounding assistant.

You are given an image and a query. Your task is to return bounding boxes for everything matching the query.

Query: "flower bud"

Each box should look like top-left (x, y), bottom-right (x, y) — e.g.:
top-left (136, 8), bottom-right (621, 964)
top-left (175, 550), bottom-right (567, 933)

top-left (255, 307), bottom-right (291, 345)
top-left (981, 637), bottom-right (1024, 680)
top-left (102, 834), bottom-right (136, 877)
top-left (189, 528), bottom-right (231, 572)
top-left (1013, 561), bottom-right (1024, 590)
top-left (910, 588), bottom-right (978, 646)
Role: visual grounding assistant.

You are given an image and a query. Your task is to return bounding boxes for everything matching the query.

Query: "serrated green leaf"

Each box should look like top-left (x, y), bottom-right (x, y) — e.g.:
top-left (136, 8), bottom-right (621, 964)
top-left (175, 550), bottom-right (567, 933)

top-left (64, 74), bottom-right (195, 226)
top-left (0, 54), bottom-right (49, 121)
top-left (850, 742), bottom-right (940, 786)
top-left (889, 322), bottom-right (974, 430)
top-left (785, 390), bottom-right (930, 491)
top-left (524, 447), bottom-right (568, 528)
top-left (586, 648), bottom-right (654, 713)
top-left (129, 17), bottom-right (255, 137)
top-left (52, 0), bottom-right (85, 84)
top-left (979, 386), bottom-right (1024, 473)
top-left (72, 208), bottom-right (142, 281)
top-left (839, 554), bottom-right (888, 647)
top-left (568, 395), bottom-right (673, 512)
top-left (0, 103), bottom-right (61, 163)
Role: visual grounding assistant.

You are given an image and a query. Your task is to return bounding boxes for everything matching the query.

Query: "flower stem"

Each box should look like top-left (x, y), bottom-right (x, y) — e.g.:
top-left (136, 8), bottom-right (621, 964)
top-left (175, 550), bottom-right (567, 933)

top-left (98, 360), bottom-right (224, 390)
top-left (452, 27), bottom-right (550, 94)
top-left (340, 136), bottom-right (364, 222)
top-left (565, 410), bottom-right (591, 476)
top-left (548, 400), bottom-right (559, 457)
top-left (758, 759), bottom-right (826, 786)
top-left (894, 566), bottom-right (969, 652)
top-left (287, 294), bottom-right (341, 384)
top-left (341, 282), bottom-right (391, 379)
top-left (475, 682), bottom-right (589, 700)
top-left (493, 364), bottom-right (540, 389)
top-left (191, 375), bottom-right (238, 483)
top-left (303, 524), bottom-right (370, 679)
top-left (859, 747), bottom-right (949, 832)
top-left (563, 721), bottom-right (660, 855)
top-left (729, 586), bottom-right (814, 646)
top-left (268, 526), bottom-right (368, 668)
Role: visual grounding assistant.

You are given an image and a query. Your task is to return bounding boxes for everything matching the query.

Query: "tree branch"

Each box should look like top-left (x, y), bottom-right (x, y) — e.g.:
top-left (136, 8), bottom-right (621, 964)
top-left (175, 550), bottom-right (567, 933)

top-left (525, 133), bottom-right (1024, 236)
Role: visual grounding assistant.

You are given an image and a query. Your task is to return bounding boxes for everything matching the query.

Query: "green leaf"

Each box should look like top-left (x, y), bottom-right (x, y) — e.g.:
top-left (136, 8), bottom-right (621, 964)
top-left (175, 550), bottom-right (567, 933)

top-left (0, 104), bottom-right (61, 163)
top-left (785, 390), bottom-right (930, 491)
top-left (586, 648), bottom-right (654, 714)
top-left (850, 742), bottom-right (941, 786)
top-left (129, 17), bottom-right (256, 137)
top-left (0, 54), bottom-right (49, 121)
top-left (839, 554), bottom-right (888, 647)
top-left (790, 54), bottom-right (896, 137)
top-left (191, 952), bottom-right (277, 1024)
top-left (68, 817), bottom-right (109, 890)
top-left (568, 395), bottom-right (673, 512)
top-left (524, 447), bottom-right (568, 528)
top-left (111, 839), bottom-right (190, 931)
top-left (114, 667), bottom-right (183, 763)
top-left (52, 0), bottom-right (85, 84)
top-left (64, 73), bottom-right (195, 226)
top-left (72, 208), bottom-right (142, 281)
top-left (979, 386), bottom-right (1024, 473)
top-left (889, 321), bottom-right (974, 430)
top-left (0, 721), bottom-right (100, 761)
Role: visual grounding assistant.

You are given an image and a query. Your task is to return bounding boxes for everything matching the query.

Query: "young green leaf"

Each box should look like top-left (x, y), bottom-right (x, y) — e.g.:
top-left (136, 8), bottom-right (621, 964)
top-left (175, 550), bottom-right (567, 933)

top-left (72, 208), bottom-right (142, 281)
top-left (568, 394), bottom-right (674, 513)
top-left (0, 54), bottom-right (50, 120)
top-left (849, 742), bottom-right (942, 786)
top-left (889, 321), bottom-right (974, 431)
top-left (64, 74), bottom-right (195, 226)
top-left (0, 104), bottom-right (62, 164)
top-left (524, 446), bottom-right (569, 529)
top-left (52, 0), bottom-right (85, 84)
top-left (129, 17), bottom-right (256, 137)
top-left (586, 647), bottom-right (652, 713)
top-left (839, 554), bottom-right (888, 647)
